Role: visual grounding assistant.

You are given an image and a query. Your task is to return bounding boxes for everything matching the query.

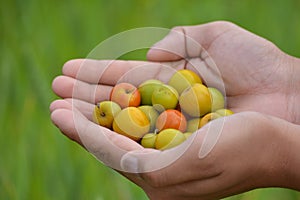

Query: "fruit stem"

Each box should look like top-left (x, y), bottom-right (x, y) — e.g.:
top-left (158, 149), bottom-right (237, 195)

top-left (125, 89), bottom-right (134, 94)
top-left (100, 112), bottom-right (105, 117)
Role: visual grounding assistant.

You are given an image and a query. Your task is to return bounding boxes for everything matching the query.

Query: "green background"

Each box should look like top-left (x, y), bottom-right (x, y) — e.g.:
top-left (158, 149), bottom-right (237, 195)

top-left (1, 0), bottom-right (300, 199)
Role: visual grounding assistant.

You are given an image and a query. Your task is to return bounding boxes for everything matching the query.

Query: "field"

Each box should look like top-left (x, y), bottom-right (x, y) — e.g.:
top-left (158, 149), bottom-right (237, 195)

top-left (1, 0), bottom-right (300, 199)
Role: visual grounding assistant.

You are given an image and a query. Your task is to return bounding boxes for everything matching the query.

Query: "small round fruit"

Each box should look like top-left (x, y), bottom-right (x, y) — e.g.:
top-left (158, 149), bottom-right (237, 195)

top-left (113, 107), bottom-right (150, 141)
top-left (138, 79), bottom-right (163, 105)
top-left (208, 87), bottom-right (225, 111)
top-left (199, 112), bottom-right (221, 128)
top-left (179, 83), bottom-right (212, 117)
top-left (186, 118), bottom-right (201, 133)
top-left (93, 101), bottom-right (121, 129)
top-left (168, 69), bottom-right (202, 94)
top-left (155, 129), bottom-right (186, 150)
top-left (110, 82), bottom-right (141, 109)
top-left (141, 133), bottom-right (157, 148)
top-left (152, 84), bottom-right (179, 112)
top-left (156, 109), bottom-right (187, 132)
top-left (138, 105), bottom-right (159, 132)
top-left (216, 108), bottom-right (234, 116)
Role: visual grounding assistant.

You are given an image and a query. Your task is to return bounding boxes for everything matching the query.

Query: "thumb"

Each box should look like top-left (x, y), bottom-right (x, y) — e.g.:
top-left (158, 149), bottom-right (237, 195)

top-left (146, 27), bottom-right (186, 61)
top-left (147, 21), bottom-right (235, 62)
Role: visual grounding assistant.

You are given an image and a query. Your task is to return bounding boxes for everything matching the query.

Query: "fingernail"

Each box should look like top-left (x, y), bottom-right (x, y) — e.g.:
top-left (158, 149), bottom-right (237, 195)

top-left (120, 154), bottom-right (139, 173)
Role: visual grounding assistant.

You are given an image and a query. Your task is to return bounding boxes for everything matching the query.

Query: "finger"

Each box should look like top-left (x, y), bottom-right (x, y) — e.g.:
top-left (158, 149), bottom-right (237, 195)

top-left (54, 60), bottom-right (187, 104)
top-left (147, 27), bottom-right (186, 61)
top-left (52, 75), bottom-right (112, 104)
top-left (63, 59), bottom-right (146, 85)
top-left (50, 99), bottom-right (95, 121)
top-left (65, 98), bottom-right (95, 121)
top-left (51, 108), bottom-right (83, 145)
top-left (147, 21), bottom-right (236, 61)
top-left (49, 99), bottom-right (72, 112)
top-left (49, 100), bottom-right (156, 192)
top-left (62, 59), bottom-right (185, 85)
top-left (50, 100), bottom-right (146, 170)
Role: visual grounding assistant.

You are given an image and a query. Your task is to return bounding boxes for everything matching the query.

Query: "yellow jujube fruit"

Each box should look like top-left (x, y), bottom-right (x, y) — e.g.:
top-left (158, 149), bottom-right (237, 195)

top-left (113, 107), bottom-right (150, 141)
top-left (179, 83), bottom-right (212, 117)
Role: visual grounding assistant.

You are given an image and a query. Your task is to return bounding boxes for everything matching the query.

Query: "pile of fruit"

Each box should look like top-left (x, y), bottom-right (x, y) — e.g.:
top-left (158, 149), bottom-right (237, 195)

top-left (93, 69), bottom-right (233, 150)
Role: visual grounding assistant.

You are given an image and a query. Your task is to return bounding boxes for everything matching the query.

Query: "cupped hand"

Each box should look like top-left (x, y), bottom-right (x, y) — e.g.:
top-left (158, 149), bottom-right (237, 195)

top-left (50, 21), bottom-right (300, 199)
top-left (147, 21), bottom-right (299, 124)
top-left (50, 95), bottom-right (296, 199)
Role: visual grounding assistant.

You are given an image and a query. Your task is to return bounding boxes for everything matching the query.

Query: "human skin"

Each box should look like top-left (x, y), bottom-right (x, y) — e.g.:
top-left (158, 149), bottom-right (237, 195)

top-left (50, 21), bottom-right (300, 199)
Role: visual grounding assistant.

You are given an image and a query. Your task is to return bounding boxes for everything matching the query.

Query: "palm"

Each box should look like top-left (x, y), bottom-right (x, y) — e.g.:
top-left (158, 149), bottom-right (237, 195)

top-left (148, 22), bottom-right (290, 121)
top-left (204, 28), bottom-right (288, 119)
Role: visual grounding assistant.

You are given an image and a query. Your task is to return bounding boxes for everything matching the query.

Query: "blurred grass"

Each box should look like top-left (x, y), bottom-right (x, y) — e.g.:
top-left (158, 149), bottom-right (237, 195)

top-left (1, 0), bottom-right (300, 199)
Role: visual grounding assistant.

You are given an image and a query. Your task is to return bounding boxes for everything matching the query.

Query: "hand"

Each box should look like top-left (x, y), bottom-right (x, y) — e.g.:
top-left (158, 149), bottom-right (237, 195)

top-left (50, 21), bottom-right (300, 199)
top-left (147, 21), bottom-right (300, 124)
top-left (50, 98), bottom-right (300, 199)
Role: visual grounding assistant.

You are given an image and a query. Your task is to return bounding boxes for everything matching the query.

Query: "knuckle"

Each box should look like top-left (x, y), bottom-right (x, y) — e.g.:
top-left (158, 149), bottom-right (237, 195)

top-left (171, 26), bottom-right (182, 30)
top-left (173, 20), bottom-right (236, 33)
top-left (170, 26), bottom-right (185, 34)
top-left (210, 20), bottom-right (235, 28)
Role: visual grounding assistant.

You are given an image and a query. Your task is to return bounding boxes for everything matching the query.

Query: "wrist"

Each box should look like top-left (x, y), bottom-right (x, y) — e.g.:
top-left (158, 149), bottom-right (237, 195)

top-left (286, 56), bottom-right (300, 124)
top-left (281, 122), bottom-right (300, 190)
top-left (263, 116), bottom-right (300, 190)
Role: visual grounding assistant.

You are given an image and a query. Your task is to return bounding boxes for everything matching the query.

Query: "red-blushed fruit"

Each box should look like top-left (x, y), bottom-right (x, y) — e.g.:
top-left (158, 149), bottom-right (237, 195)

top-left (110, 82), bottom-right (141, 109)
top-left (156, 109), bottom-right (187, 132)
